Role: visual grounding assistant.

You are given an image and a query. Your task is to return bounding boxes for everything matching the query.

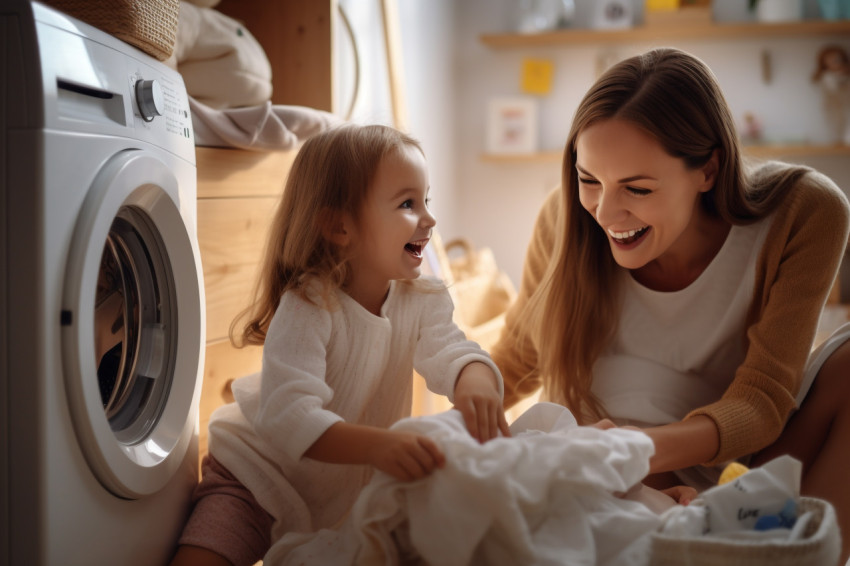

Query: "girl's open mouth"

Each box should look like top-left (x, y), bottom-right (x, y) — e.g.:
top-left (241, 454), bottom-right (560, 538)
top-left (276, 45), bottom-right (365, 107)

top-left (608, 226), bottom-right (649, 246)
top-left (404, 239), bottom-right (428, 259)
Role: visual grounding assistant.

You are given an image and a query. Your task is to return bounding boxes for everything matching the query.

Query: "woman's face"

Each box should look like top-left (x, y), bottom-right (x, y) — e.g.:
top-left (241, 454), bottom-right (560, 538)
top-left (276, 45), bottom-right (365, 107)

top-left (575, 119), bottom-right (715, 272)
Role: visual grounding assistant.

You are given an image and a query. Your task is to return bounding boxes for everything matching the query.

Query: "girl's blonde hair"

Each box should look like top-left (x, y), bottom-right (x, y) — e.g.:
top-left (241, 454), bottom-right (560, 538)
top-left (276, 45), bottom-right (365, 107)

top-left (520, 48), bottom-right (810, 421)
top-left (231, 123), bottom-right (423, 347)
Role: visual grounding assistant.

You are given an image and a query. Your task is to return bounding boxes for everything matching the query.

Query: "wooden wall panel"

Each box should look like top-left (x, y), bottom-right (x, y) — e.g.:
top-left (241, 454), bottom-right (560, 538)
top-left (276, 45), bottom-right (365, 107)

top-left (214, 0), bottom-right (334, 111)
top-left (196, 147), bottom-right (294, 199)
top-left (197, 197), bottom-right (279, 343)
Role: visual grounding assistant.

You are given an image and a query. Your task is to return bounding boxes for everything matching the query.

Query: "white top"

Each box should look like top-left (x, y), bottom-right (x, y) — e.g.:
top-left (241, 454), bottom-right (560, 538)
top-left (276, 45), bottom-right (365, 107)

top-left (591, 218), bottom-right (772, 429)
top-left (208, 277), bottom-right (503, 537)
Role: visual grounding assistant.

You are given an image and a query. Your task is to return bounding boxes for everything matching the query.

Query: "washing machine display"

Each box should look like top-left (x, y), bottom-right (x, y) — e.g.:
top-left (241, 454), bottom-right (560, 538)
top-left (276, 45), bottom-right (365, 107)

top-left (1, 1), bottom-right (204, 564)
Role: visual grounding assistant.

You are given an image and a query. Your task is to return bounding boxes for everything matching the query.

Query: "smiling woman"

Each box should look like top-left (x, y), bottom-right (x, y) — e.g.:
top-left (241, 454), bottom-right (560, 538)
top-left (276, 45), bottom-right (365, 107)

top-left (491, 47), bottom-right (850, 562)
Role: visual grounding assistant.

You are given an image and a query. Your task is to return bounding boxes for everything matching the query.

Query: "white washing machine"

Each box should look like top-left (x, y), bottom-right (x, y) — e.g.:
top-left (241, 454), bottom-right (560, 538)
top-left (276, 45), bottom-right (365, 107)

top-left (1, 1), bottom-right (204, 564)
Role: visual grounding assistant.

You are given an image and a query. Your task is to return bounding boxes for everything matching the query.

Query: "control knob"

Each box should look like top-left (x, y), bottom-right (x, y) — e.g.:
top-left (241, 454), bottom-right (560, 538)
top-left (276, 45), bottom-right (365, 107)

top-left (135, 79), bottom-right (163, 122)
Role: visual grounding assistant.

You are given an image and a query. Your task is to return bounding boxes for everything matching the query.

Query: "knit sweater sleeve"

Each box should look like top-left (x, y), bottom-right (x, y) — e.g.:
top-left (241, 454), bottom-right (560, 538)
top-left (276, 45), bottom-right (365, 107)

top-left (414, 283), bottom-right (504, 402)
top-left (687, 170), bottom-right (850, 465)
top-left (491, 187), bottom-right (562, 409)
top-left (252, 291), bottom-right (343, 462)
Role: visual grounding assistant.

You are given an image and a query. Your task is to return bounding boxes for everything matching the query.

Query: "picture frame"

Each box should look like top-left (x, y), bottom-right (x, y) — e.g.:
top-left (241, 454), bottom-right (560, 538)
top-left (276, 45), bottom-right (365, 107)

top-left (486, 97), bottom-right (538, 154)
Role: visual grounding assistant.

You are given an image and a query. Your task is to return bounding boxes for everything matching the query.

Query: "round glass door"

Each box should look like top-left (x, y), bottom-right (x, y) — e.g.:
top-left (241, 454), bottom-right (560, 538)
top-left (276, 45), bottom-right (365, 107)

top-left (94, 208), bottom-right (175, 444)
top-left (63, 150), bottom-right (203, 499)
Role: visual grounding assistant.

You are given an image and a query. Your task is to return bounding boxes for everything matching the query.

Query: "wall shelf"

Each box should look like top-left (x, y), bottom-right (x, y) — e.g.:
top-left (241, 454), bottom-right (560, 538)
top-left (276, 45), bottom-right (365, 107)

top-left (481, 144), bottom-right (850, 164)
top-left (480, 19), bottom-right (850, 48)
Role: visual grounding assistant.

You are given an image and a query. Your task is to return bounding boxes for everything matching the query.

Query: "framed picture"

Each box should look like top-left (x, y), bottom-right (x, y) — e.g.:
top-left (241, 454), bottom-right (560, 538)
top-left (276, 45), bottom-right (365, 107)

top-left (486, 97), bottom-right (538, 154)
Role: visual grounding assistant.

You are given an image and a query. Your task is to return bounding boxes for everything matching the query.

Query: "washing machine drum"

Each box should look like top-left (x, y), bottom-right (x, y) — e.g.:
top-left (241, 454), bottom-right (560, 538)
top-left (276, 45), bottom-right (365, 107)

top-left (62, 150), bottom-right (202, 499)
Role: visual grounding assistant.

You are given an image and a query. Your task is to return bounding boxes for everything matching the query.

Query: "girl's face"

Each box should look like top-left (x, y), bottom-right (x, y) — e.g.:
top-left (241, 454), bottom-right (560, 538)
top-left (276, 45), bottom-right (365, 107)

top-left (575, 119), bottom-right (716, 273)
top-left (346, 144), bottom-right (435, 293)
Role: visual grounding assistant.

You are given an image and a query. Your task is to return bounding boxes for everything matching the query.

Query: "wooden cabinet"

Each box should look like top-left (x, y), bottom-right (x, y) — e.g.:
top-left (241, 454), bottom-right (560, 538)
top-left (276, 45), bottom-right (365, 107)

top-left (194, 0), bottom-right (335, 460)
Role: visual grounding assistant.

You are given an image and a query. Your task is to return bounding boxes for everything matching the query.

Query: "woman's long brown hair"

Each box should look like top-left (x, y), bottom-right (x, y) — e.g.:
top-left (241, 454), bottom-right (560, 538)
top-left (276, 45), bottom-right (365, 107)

top-left (521, 48), bottom-right (809, 422)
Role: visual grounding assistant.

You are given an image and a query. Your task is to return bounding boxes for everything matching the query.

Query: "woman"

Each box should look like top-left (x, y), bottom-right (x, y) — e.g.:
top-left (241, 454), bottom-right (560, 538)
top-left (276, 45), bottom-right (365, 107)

top-left (491, 47), bottom-right (850, 559)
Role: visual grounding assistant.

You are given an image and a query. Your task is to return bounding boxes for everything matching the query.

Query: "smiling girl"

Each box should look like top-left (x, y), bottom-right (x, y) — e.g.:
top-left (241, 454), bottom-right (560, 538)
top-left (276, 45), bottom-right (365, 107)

top-left (492, 48), bottom-right (850, 560)
top-left (170, 124), bottom-right (508, 566)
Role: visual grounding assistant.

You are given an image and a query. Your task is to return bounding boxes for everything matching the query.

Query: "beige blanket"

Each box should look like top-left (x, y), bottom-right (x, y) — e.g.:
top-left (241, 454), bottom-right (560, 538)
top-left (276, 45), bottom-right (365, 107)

top-left (190, 97), bottom-right (339, 150)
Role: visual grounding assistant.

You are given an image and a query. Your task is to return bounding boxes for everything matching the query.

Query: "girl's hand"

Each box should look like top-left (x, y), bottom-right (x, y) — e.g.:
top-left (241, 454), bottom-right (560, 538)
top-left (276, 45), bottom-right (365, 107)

top-left (454, 362), bottom-right (511, 442)
top-left (368, 430), bottom-right (445, 481)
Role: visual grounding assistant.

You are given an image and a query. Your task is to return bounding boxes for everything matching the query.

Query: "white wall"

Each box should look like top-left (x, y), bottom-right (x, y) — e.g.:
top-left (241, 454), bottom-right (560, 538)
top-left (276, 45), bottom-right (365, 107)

top-left (448, 0), bottom-right (850, 287)
top-left (335, 0), bottom-right (459, 240)
top-left (339, 0), bottom-right (849, 288)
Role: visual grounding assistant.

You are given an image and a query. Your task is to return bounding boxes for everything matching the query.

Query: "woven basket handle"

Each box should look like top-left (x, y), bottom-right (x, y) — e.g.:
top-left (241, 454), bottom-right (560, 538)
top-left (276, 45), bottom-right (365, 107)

top-left (444, 238), bottom-right (475, 260)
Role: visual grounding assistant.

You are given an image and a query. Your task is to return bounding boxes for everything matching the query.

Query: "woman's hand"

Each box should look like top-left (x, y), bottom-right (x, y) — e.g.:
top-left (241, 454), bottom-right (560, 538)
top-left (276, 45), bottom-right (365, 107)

top-left (367, 430), bottom-right (446, 481)
top-left (453, 362), bottom-right (511, 442)
top-left (660, 485), bottom-right (698, 506)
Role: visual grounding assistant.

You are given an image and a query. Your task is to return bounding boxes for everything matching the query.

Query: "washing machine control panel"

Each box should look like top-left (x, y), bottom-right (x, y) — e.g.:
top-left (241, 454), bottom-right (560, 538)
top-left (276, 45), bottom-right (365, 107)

top-left (128, 69), bottom-right (194, 154)
top-left (35, 15), bottom-right (196, 164)
top-left (127, 67), bottom-right (195, 162)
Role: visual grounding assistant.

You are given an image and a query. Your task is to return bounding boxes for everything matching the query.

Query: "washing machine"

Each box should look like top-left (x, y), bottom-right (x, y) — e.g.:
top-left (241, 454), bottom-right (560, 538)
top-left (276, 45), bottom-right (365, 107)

top-left (1, 1), bottom-right (204, 564)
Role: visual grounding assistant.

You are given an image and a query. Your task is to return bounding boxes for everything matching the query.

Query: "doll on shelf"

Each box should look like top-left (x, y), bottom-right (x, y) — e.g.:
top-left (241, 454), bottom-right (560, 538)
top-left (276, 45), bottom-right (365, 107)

top-left (812, 45), bottom-right (850, 145)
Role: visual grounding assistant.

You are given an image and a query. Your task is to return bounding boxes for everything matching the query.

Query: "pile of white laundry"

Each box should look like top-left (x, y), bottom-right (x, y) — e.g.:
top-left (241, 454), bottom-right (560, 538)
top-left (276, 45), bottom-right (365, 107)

top-left (264, 403), bottom-right (840, 566)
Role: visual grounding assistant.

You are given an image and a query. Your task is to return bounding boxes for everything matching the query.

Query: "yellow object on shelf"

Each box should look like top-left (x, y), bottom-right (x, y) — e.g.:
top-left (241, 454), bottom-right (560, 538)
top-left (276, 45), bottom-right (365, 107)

top-left (718, 461), bottom-right (750, 485)
top-left (646, 0), bottom-right (680, 11)
top-left (521, 58), bottom-right (554, 96)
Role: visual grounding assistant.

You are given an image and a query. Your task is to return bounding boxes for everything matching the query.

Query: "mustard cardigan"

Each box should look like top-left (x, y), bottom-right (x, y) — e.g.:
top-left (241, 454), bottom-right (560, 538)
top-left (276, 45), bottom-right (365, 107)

top-left (492, 164), bottom-right (850, 465)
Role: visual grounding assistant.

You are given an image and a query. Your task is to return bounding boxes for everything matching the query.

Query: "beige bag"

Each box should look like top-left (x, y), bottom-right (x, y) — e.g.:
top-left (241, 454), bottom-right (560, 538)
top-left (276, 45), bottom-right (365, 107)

top-left (442, 238), bottom-right (516, 350)
top-left (650, 497), bottom-right (842, 566)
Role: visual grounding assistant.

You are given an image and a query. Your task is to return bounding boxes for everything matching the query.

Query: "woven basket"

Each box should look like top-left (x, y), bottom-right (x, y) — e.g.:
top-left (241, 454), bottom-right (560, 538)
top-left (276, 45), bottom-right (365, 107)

top-left (650, 497), bottom-right (842, 566)
top-left (42, 0), bottom-right (178, 61)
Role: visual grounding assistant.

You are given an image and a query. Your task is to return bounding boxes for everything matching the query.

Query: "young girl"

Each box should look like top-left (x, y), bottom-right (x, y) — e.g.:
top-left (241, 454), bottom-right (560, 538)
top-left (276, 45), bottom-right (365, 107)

top-left (492, 47), bottom-right (850, 560)
top-left (171, 124), bottom-right (509, 566)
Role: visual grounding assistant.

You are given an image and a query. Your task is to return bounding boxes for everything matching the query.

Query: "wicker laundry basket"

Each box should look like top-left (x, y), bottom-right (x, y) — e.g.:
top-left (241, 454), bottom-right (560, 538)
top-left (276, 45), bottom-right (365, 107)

top-left (42, 0), bottom-right (178, 60)
top-left (650, 497), bottom-right (842, 566)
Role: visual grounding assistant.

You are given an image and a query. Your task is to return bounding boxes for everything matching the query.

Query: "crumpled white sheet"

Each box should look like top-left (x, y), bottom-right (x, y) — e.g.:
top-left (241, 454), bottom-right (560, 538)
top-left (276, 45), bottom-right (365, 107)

top-left (265, 403), bottom-right (665, 566)
top-left (189, 97), bottom-right (340, 150)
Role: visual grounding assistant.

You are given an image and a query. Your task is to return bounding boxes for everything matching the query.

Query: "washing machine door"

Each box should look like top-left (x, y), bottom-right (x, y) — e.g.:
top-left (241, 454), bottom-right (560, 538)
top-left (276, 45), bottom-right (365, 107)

top-left (62, 149), bottom-right (202, 499)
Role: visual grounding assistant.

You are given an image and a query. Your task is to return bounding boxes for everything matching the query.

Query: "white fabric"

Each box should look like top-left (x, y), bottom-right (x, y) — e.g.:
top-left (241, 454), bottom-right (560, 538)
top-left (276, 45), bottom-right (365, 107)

top-left (661, 456), bottom-right (801, 537)
top-left (590, 219), bottom-right (773, 490)
top-left (189, 96), bottom-right (339, 150)
top-left (653, 459), bottom-right (842, 566)
top-left (167, 2), bottom-right (272, 108)
top-left (209, 277), bottom-right (503, 537)
top-left (592, 219), bottom-right (772, 429)
top-left (265, 403), bottom-right (664, 566)
top-left (799, 321), bottom-right (850, 406)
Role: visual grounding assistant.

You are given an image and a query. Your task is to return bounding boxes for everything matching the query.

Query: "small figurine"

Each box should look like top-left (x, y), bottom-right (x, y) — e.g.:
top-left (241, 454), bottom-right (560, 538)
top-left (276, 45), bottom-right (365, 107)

top-left (812, 45), bottom-right (850, 145)
top-left (741, 111), bottom-right (763, 144)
